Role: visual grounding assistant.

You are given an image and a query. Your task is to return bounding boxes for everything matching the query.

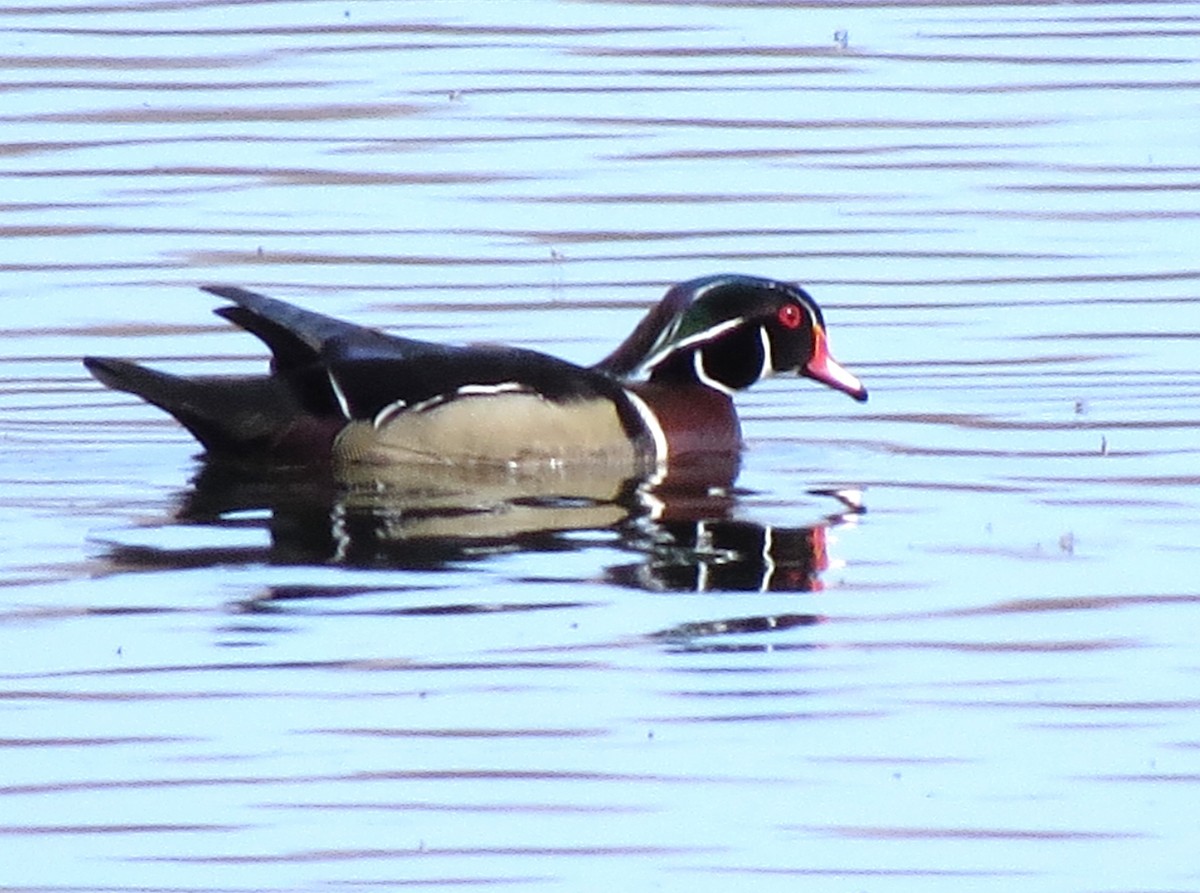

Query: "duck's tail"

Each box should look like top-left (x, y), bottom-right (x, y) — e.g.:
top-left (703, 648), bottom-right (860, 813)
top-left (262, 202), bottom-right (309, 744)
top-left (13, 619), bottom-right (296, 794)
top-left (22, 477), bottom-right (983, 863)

top-left (83, 356), bottom-right (316, 459)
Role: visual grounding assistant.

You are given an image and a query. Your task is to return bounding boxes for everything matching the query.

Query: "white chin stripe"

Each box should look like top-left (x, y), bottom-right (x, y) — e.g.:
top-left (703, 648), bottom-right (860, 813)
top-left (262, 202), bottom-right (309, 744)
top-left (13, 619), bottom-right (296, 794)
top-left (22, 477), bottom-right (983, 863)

top-left (693, 351), bottom-right (736, 397)
top-left (758, 326), bottom-right (775, 378)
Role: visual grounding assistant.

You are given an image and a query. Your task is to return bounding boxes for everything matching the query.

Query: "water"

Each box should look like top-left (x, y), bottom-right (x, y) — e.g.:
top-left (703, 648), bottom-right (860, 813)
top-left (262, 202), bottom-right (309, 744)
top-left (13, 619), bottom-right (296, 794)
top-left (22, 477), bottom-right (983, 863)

top-left (2, 1), bottom-right (1199, 890)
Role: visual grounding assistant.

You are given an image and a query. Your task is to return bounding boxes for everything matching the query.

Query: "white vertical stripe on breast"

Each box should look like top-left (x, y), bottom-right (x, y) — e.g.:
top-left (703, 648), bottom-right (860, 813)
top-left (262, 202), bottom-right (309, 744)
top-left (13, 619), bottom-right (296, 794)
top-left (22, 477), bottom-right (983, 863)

top-left (622, 388), bottom-right (668, 469)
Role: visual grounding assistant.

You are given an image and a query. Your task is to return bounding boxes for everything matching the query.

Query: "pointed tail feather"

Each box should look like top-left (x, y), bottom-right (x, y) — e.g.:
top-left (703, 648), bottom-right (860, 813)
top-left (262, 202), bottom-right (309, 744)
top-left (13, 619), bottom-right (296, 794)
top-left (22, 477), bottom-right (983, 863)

top-left (84, 356), bottom-right (308, 457)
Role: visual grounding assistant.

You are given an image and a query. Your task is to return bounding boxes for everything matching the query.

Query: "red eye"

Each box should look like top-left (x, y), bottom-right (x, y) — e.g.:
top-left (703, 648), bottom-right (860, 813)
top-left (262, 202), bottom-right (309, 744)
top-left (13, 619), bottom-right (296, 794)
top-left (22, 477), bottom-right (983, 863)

top-left (777, 303), bottom-right (802, 329)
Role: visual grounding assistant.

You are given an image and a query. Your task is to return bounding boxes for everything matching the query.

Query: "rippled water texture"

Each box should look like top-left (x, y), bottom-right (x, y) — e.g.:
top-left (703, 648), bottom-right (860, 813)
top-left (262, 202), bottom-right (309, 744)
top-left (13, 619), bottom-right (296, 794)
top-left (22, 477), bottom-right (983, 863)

top-left (2, 2), bottom-right (1199, 891)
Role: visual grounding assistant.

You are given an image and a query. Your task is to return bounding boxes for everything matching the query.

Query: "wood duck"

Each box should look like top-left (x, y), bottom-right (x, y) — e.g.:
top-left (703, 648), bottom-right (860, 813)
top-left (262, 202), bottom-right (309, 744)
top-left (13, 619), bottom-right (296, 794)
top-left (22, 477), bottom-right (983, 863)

top-left (83, 274), bottom-right (867, 473)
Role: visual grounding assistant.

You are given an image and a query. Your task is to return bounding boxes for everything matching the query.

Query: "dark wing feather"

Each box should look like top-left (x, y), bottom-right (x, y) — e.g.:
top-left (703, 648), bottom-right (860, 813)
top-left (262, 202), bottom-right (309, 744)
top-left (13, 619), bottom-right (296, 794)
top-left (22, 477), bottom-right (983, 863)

top-left (323, 341), bottom-right (627, 420)
top-left (205, 284), bottom-right (458, 418)
top-left (203, 285), bottom-right (628, 422)
top-left (203, 284), bottom-right (399, 370)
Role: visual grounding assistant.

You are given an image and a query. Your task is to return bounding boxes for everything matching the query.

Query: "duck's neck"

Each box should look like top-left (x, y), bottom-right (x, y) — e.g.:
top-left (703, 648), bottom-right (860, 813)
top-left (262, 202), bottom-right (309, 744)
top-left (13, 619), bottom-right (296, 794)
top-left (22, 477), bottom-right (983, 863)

top-left (593, 285), bottom-right (694, 377)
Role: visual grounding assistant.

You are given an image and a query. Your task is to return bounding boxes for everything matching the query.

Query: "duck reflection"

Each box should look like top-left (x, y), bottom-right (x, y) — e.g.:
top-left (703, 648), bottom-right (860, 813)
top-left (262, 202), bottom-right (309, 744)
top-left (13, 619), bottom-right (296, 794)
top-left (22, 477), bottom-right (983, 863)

top-left (610, 517), bottom-right (834, 593)
top-left (111, 456), bottom-right (862, 595)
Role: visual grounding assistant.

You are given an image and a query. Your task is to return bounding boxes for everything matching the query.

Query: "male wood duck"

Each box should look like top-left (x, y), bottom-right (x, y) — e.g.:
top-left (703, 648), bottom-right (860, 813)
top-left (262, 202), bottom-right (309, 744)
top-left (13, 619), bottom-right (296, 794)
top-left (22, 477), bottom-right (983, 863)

top-left (83, 274), bottom-right (867, 474)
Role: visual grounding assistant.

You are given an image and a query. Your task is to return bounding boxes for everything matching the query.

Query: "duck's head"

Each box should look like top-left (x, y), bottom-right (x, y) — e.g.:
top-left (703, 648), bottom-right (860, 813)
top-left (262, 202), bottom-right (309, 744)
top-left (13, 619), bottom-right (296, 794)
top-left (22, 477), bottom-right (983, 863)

top-left (597, 274), bottom-right (868, 402)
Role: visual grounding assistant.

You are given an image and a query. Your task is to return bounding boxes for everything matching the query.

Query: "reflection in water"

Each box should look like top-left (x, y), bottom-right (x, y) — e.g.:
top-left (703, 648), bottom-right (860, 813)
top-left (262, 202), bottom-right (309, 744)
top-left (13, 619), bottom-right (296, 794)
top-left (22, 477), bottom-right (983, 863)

top-left (611, 517), bottom-right (833, 594)
top-left (102, 457), bottom-right (862, 597)
top-left (8, 3), bottom-right (1200, 889)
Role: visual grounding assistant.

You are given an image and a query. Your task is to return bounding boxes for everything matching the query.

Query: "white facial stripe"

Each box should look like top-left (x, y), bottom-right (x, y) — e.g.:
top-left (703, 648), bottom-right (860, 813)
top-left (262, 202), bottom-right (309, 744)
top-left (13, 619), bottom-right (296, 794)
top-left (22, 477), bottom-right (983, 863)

top-left (641, 316), bottom-right (747, 375)
top-left (622, 388), bottom-right (669, 469)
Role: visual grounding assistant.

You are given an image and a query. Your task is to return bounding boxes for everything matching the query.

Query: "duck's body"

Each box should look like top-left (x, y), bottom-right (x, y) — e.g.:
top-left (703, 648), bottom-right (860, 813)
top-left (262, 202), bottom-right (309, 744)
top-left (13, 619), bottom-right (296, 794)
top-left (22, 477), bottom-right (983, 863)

top-left (84, 275), bottom-right (866, 473)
